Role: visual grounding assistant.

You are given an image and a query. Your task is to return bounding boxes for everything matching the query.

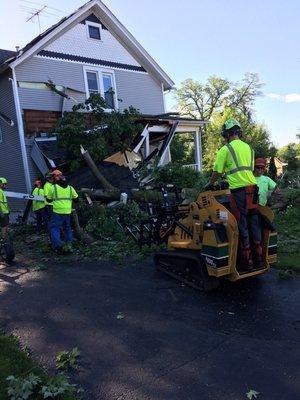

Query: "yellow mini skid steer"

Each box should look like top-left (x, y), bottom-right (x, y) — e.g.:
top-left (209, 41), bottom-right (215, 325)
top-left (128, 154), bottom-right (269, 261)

top-left (154, 186), bottom-right (277, 291)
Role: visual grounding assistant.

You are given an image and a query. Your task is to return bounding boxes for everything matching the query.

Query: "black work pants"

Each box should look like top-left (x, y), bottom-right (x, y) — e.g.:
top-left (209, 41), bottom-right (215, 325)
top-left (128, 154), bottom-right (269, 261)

top-left (230, 187), bottom-right (261, 247)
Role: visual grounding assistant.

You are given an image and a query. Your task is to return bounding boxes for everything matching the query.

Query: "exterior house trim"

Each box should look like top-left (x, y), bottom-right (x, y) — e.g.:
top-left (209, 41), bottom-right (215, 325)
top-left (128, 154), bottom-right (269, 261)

top-left (10, 67), bottom-right (31, 192)
top-left (8, 0), bottom-right (174, 90)
top-left (38, 50), bottom-right (146, 72)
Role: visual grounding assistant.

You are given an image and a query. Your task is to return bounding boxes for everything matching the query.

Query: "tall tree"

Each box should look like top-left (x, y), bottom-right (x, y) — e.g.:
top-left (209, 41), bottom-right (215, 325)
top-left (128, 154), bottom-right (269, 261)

top-left (174, 73), bottom-right (263, 122)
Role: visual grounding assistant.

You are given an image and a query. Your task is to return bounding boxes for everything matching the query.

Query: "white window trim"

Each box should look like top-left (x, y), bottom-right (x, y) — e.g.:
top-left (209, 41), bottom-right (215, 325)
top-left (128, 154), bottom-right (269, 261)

top-left (83, 66), bottom-right (118, 111)
top-left (86, 21), bottom-right (102, 41)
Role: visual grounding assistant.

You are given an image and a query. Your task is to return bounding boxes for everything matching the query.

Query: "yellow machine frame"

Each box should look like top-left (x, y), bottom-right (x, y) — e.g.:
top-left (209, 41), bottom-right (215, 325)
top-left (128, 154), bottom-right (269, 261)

top-left (167, 188), bottom-right (277, 282)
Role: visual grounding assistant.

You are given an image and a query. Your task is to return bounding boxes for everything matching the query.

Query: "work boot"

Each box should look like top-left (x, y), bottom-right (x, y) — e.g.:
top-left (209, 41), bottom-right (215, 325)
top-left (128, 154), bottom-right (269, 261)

top-left (253, 241), bottom-right (263, 268)
top-left (240, 246), bottom-right (253, 271)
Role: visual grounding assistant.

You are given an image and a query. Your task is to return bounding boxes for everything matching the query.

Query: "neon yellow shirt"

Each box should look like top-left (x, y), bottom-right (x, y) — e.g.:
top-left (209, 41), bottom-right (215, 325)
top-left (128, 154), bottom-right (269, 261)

top-left (213, 139), bottom-right (257, 189)
top-left (43, 182), bottom-right (53, 206)
top-left (47, 184), bottom-right (78, 214)
top-left (255, 175), bottom-right (277, 206)
top-left (32, 188), bottom-right (46, 212)
top-left (0, 189), bottom-right (9, 214)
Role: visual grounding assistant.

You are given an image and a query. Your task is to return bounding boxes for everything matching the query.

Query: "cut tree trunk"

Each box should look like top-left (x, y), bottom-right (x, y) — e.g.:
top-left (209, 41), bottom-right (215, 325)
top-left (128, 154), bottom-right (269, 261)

top-left (80, 145), bottom-right (118, 191)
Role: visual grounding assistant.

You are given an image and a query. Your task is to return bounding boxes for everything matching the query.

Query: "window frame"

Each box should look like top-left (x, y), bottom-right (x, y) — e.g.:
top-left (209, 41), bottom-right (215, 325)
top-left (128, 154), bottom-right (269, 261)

top-left (86, 21), bottom-right (102, 41)
top-left (83, 66), bottom-right (118, 111)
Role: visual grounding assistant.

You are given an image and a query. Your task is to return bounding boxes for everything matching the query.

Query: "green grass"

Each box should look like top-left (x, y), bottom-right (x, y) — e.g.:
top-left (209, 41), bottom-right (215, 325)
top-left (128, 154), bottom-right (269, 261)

top-left (0, 333), bottom-right (78, 399)
top-left (275, 205), bottom-right (300, 273)
top-left (0, 333), bottom-right (45, 399)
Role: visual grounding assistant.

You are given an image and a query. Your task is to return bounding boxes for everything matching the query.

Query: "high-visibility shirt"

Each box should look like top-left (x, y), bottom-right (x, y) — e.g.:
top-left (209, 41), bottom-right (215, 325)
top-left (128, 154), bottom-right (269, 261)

top-left (0, 189), bottom-right (9, 214)
top-left (213, 139), bottom-right (257, 189)
top-left (256, 175), bottom-right (277, 206)
top-left (48, 184), bottom-right (78, 214)
top-left (32, 187), bottom-right (46, 212)
top-left (43, 182), bottom-right (53, 206)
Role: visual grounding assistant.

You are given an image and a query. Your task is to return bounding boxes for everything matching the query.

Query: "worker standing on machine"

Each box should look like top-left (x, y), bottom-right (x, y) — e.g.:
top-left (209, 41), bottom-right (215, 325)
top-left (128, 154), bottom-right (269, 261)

top-left (205, 118), bottom-right (262, 270)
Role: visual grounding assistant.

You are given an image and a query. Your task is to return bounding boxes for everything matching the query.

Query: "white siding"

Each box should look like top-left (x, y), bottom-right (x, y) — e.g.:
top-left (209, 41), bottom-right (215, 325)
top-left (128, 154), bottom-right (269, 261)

top-left (45, 22), bottom-right (141, 67)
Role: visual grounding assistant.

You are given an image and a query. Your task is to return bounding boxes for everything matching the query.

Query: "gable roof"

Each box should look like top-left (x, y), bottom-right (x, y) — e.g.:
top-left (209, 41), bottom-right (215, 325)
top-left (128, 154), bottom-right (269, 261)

top-left (3, 0), bottom-right (174, 90)
top-left (0, 49), bottom-right (16, 65)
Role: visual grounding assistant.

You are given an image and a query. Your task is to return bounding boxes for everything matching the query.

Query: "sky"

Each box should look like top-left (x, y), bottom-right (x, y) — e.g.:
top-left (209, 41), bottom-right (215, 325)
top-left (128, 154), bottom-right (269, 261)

top-left (0, 0), bottom-right (299, 147)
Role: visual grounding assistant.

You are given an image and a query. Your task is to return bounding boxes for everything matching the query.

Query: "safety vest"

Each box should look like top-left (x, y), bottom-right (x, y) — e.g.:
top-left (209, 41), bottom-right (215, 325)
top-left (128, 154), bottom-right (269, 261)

top-left (214, 139), bottom-right (257, 190)
top-left (43, 182), bottom-right (53, 206)
top-left (0, 189), bottom-right (9, 214)
top-left (225, 143), bottom-right (254, 175)
top-left (51, 184), bottom-right (77, 215)
top-left (32, 188), bottom-right (46, 212)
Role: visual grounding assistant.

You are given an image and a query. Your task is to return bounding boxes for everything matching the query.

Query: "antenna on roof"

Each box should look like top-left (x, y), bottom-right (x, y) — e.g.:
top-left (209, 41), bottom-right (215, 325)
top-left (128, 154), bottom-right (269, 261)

top-left (26, 5), bottom-right (47, 34)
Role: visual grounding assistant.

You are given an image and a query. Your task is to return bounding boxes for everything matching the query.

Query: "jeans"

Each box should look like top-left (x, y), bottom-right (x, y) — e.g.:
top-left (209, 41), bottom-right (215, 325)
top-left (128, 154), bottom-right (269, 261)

top-left (230, 187), bottom-right (261, 247)
top-left (50, 213), bottom-right (73, 249)
top-left (34, 208), bottom-right (47, 232)
top-left (44, 205), bottom-right (53, 231)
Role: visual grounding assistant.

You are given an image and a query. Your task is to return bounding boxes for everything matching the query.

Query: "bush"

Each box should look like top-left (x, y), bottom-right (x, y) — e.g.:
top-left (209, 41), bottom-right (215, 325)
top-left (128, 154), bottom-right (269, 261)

top-left (153, 164), bottom-right (209, 190)
top-left (85, 202), bottom-right (147, 240)
top-left (277, 168), bottom-right (300, 189)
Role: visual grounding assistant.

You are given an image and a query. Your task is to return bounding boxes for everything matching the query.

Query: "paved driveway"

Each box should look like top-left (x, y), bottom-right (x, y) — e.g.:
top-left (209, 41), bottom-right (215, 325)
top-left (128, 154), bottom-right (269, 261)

top-left (0, 259), bottom-right (299, 400)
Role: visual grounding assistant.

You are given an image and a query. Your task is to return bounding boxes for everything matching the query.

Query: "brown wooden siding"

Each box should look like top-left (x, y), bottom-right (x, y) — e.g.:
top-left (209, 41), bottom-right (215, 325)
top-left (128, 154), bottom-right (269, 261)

top-left (23, 109), bottom-right (98, 136)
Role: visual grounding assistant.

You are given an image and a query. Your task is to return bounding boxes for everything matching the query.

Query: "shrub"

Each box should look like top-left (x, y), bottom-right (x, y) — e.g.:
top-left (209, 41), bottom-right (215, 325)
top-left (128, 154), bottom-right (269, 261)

top-left (85, 202), bottom-right (147, 240)
top-left (153, 164), bottom-right (209, 190)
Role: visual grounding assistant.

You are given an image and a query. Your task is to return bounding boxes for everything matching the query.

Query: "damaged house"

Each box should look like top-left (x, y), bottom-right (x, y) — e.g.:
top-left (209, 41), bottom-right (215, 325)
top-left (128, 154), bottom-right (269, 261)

top-left (0, 0), bottom-right (203, 212)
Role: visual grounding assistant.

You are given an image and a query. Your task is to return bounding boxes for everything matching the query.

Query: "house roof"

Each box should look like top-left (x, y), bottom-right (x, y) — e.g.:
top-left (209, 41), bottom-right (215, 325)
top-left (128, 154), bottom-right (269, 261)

top-left (2, 0), bottom-right (174, 90)
top-left (0, 49), bottom-right (16, 65)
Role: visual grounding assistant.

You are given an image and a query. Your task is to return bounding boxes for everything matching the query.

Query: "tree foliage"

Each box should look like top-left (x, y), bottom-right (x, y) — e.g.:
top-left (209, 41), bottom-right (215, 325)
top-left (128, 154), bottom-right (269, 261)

top-left (277, 142), bottom-right (300, 171)
top-left (174, 74), bottom-right (274, 170)
top-left (175, 73), bottom-right (263, 121)
top-left (55, 94), bottom-right (141, 170)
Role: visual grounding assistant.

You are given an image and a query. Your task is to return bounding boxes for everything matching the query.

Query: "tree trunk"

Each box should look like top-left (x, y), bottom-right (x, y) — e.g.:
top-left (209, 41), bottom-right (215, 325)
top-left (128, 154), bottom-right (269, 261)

top-left (80, 145), bottom-right (118, 191)
top-left (71, 209), bottom-right (95, 244)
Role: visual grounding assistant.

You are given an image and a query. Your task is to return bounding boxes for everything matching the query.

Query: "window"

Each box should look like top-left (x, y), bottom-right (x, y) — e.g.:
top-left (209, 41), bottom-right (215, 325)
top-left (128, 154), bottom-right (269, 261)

top-left (87, 22), bottom-right (101, 40)
top-left (86, 71), bottom-right (99, 95)
top-left (84, 68), bottom-right (117, 110)
top-left (102, 73), bottom-right (115, 109)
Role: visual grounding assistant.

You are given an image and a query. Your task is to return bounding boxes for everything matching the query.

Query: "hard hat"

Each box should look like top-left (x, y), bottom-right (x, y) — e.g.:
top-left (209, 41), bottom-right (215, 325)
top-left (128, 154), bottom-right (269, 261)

top-left (51, 169), bottom-right (62, 176)
top-left (222, 118), bottom-right (241, 138)
top-left (0, 177), bottom-right (8, 184)
top-left (255, 158), bottom-right (266, 167)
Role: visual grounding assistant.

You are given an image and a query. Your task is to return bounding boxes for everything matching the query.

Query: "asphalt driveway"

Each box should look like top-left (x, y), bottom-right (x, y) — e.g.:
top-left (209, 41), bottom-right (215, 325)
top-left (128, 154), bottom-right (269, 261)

top-left (0, 259), bottom-right (299, 400)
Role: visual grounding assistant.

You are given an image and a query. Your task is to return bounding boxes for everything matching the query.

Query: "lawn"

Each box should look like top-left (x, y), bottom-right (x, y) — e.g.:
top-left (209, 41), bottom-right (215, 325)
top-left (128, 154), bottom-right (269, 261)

top-left (0, 333), bottom-right (79, 400)
top-left (276, 205), bottom-right (300, 273)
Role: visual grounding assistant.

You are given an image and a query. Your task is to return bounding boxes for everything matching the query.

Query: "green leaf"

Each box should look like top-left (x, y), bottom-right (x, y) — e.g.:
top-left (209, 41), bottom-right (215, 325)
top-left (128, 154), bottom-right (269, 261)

top-left (116, 312), bottom-right (124, 320)
top-left (246, 389), bottom-right (260, 399)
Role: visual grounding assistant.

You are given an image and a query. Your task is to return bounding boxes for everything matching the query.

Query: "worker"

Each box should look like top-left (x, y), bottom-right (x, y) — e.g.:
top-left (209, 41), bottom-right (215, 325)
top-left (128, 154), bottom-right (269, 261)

top-left (0, 177), bottom-right (10, 239)
top-left (205, 118), bottom-right (262, 270)
top-left (46, 174), bottom-right (78, 254)
top-left (32, 179), bottom-right (47, 232)
top-left (43, 171), bottom-right (54, 230)
top-left (253, 158), bottom-right (278, 206)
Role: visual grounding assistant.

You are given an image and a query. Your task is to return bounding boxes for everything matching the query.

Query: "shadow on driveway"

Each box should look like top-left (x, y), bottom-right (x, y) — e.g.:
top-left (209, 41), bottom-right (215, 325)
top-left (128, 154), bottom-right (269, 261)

top-left (0, 259), bottom-right (299, 400)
